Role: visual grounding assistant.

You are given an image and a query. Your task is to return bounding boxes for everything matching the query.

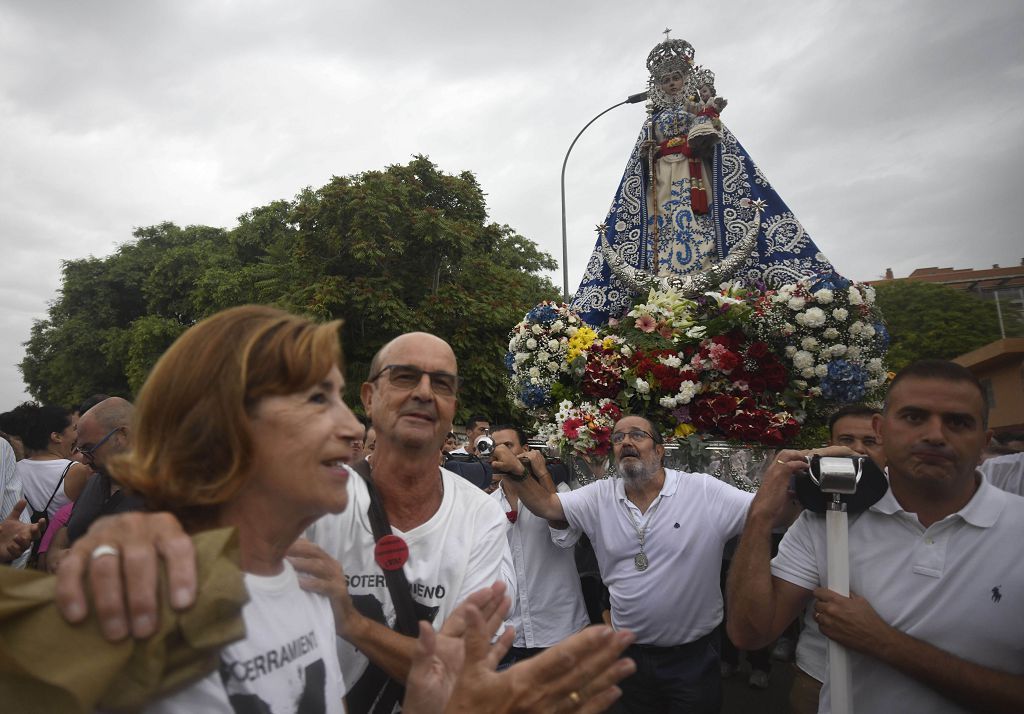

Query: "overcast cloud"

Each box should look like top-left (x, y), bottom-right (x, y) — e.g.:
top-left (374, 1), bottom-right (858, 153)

top-left (2, 0), bottom-right (1022, 408)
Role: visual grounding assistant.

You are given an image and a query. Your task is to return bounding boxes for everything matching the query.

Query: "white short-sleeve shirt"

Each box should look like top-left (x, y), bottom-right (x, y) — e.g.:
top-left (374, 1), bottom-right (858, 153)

top-left (145, 562), bottom-right (345, 713)
top-left (772, 477), bottom-right (1024, 714)
top-left (307, 466), bottom-right (512, 714)
top-left (980, 452), bottom-right (1024, 496)
top-left (492, 482), bottom-right (589, 648)
top-left (558, 469), bottom-right (753, 646)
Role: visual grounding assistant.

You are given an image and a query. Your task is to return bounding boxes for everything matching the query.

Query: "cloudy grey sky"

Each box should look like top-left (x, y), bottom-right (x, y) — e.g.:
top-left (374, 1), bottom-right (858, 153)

top-left (2, 0), bottom-right (1022, 408)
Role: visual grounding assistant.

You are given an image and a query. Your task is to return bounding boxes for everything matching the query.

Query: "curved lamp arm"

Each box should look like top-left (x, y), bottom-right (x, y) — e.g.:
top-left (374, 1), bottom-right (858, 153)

top-left (559, 91), bottom-right (649, 302)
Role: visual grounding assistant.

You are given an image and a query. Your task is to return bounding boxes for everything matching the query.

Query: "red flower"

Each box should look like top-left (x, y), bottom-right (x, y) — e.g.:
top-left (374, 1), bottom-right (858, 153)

top-left (747, 341), bottom-right (770, 359)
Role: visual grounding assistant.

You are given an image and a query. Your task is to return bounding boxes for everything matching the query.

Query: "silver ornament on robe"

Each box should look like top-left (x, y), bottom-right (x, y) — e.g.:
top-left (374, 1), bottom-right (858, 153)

top-left (598, 199), bottom-right (766, 299)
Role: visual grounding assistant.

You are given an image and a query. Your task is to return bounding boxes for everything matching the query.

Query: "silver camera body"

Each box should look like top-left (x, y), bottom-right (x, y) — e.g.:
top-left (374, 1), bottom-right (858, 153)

top-left (474, 435), bottom-right (495, 458)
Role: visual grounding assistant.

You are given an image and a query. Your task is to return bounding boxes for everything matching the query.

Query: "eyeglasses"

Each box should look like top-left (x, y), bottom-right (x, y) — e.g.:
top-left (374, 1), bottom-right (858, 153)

top-left (369, 364), bottom-right (462, 397)
top-left (75, 427), bottom-right (121, 463)
top-left (610, 429), bottom-right (655, 445)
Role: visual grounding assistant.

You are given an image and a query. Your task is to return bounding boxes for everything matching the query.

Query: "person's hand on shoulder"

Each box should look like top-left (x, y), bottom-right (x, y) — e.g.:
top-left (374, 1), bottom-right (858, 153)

top-left (55, 512), bottom-right (195, 641)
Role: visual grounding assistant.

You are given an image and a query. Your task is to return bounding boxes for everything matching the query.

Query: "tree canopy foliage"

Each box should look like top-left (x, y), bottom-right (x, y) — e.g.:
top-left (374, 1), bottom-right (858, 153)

top-left (21, 156), bottom-right (559, 421)
top-left (874, 280), bottom-right (1022, 370)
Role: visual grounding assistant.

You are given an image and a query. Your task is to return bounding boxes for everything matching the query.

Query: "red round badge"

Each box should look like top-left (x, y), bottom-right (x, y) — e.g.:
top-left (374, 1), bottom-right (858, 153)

top-left (374, 534), bottom-right (409, 571)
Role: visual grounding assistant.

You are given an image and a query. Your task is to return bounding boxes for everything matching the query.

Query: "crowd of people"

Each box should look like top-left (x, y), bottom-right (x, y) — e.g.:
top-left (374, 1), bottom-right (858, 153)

top-left (1, 304), bottom-right (1023, 714)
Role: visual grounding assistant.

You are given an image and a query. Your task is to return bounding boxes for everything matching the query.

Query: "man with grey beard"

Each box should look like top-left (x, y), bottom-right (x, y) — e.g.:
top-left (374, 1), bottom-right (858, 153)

top-left (493, 414), bottom-right (755, 714)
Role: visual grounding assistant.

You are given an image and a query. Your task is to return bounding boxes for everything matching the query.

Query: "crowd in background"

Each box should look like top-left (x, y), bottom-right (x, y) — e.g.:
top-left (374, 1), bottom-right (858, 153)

top-left (1, 307), bottom-right (1023, 714)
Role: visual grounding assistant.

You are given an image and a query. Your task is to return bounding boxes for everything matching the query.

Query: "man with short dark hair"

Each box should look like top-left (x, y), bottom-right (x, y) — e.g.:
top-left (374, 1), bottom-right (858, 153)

top-left (495, 413), bottom-right (754, 713)
top-left (728, 360), bottom-right (1024, 713)
top-left (450, 414), bottom-right (490, 457)
top-left (827, 404), bottom-right (883, 464)
top-left (489, 424), bottom-right (588, 665)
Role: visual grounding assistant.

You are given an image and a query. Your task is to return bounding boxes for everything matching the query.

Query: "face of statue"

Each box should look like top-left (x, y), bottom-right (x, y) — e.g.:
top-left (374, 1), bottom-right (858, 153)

top-left (659, 70), bottom-right (687, 97)
top-left (699, 84), bottom-right (714, 102)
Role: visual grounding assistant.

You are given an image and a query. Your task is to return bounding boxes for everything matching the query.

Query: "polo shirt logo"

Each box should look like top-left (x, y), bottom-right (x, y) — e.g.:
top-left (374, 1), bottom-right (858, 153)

top-left (991, 586), bottom-right (1002, 603)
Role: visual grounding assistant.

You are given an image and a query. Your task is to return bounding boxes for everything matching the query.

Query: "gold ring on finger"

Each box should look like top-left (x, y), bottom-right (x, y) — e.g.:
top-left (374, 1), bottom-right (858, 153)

top-left (568, 690), bottom-right (582, 706)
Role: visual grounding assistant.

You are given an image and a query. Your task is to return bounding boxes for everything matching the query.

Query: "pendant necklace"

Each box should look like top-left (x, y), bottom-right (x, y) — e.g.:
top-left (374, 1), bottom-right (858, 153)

top-left (622, 497), bottom-right (662, 572)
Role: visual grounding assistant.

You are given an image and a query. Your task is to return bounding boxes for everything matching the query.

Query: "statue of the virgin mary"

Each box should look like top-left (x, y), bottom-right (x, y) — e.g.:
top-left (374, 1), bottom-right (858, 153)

top-left (571, 33), bottom-right (839, 325)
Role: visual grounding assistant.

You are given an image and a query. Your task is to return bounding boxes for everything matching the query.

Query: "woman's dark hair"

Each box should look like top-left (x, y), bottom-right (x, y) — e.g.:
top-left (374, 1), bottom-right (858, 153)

top-left (18, 404), bottom-right (73, 452)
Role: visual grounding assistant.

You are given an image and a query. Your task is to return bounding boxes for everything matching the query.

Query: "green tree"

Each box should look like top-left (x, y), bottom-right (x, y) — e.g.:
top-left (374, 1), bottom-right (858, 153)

top-left (21, 157), bottom-right (558, 421)
top-left (874, 280), bottom-right (1021, 370)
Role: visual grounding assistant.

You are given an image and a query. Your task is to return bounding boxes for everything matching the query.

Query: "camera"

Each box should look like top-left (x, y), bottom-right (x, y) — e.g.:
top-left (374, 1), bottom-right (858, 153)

top-left (794, 455), bottom-right (887, 514)
top-left (474, 435), bottom-right (495, 458)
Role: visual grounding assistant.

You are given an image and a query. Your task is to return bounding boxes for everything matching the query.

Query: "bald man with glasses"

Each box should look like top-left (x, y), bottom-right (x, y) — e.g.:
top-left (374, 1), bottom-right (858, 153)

top-left (494, 414), bottom-right (755, 714)
top-left (300, 332), bottom-right (514, 714)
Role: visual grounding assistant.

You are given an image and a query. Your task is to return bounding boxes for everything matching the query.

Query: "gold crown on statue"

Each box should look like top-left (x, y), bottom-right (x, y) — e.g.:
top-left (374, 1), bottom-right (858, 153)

top-left (646, 35), bottom-right (695, 78)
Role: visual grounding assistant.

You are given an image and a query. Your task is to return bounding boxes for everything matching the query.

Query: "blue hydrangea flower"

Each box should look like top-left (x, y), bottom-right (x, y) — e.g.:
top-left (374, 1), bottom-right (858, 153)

top-left (526, 304), bottom-right (558, 323)
top-left (504, 351), bottom-right (516, 373)
top-left (821, 359), bottom-right (867, 402)
top-left (520, 384), bottom-right (550, 409)
top-left (873, 322), bottom-right (890, 350)
top-left (810, 272), bottom-right (851, 292)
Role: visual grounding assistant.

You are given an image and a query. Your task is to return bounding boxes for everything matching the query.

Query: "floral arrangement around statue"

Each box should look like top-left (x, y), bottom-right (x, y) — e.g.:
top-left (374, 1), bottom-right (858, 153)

top-left (507, 276), bottom-right (888, 460)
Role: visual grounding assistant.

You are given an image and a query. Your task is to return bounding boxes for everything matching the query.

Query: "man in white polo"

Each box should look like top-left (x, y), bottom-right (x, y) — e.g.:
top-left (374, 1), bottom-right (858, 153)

top-left (727, 359), bottom-right (1024, 713)
top-left (488, 424), bottom-right (589, 666)
top-left (495, 414), bottom-right (753, 713)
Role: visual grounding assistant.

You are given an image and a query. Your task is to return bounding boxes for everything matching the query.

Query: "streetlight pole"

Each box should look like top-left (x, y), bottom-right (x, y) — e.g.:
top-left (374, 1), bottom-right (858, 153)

top-left (560, 91), bottom-right (648, 302)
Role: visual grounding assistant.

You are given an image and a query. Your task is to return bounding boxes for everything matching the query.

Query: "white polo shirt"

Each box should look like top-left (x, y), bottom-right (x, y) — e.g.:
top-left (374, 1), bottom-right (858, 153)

top-left (980, 452), bottom-right (1024, 496)
top-left (557, 469), bottom-right (753, 646)
top-left (772, 477), bottom-right (1024, 714)
top-left (492, 482), bottom-right (589, 648)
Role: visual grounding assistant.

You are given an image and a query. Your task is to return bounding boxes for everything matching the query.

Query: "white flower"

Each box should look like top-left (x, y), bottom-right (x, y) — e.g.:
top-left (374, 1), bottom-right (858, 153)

top-left (621, 345), bottom-right (633, 358)
top-left (685, 325), bottom-right (707, 339)
top-left (782, 323), bottom-right (796, 336)
top-left (551, 320), bottom-right (564, 333)
top-left (832, 308), bottom-right (849, 322)
top-left (813, 289), bottom-right (834, 304)
top-left (801, 367), bottom-right (815, 378)
top-left (532, 324), bottom-right (543, 335)
top-left (788, 296), bottom-right (807, 311)
top-left (659, 354), bottom-right (682, 368)
top-left (515, 352), bottom-right (529, 363)
top-left (868, 358), bottom-right (885, 373)
top-left (547, 361), bottom-right (559, 372)
top-left (566, 326), bottom-right (578, 337)
top-left (864, 286), bottom-right (876, 305)
top-left (848, 321), bottom-right (864, 336)
top-left (848, 287), bottom-right (864, 305)
top-left (809, 386), bottom-right (823, 397)
top-left (677, 381), bottom-right (699, 403)
top-left (830, 344), bottom-right (848, 357)
top-left (526, 338), bottom-right (538, 350)
top-left (659, 395), bottom-right (678, 408)
top-left (793, 350), bottom-right (815, 369)
top-left (823, 327), bottom-right (840, 340)
top-left (814, 363), bottom-right (829, 378)
top-left (793, 379), bottom-right (808, 389)
top-left (801, 337), bottom-right (819, 351)
top-left (863, 324), bottom-right (876, 337)
top-left (797, 307), bottom-right (827, 328)
top-left (536, 350), bottom-right (550, 362)
top-left (547, 339), bottom-right (559, 351)
top-left (528, 367), bottom-right (541, 378)
top-left (635, 378), bottom-right (651, 394)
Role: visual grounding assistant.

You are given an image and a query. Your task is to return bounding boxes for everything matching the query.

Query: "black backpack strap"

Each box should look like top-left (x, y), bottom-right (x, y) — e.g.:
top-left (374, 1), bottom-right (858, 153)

top-left (30, 461), bottom-right (72, 523)
top-left (350, 459), bottom-right (421, 638)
